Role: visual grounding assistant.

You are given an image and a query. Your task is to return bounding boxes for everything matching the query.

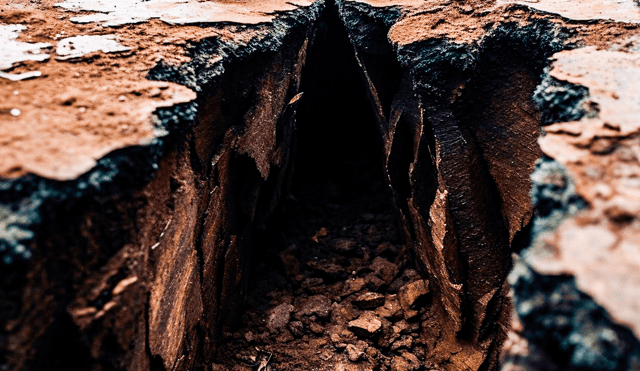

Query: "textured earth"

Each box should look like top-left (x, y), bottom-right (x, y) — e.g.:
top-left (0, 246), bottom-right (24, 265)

top-left (3, 0), bottom-right (640, 371)
top-left (214, 164), bottom-right (425, 371)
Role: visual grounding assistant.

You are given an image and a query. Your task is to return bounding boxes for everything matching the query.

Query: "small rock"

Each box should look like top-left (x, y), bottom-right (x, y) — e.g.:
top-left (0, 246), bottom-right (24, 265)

top-left (401, 352), bottom-right (420, 369)
top-left (334, 362), bottom-right (362, 371)
top-left (308, 259), bottom-right (346, 280)
top-left (348, 311), bottom-right (382, 338)
top-left (388, 269), bottom-right (421, 293)
top-left (267, 303), bottom-right (294, 333)
top-left (244, 331), bottom-right (255, 343)
top-left (590, 137), bottom-right (615, 154)
top-left (311, 227), bottom-right (328, 242)
top-left (328, 281), bottom-right (345, 297)
top-left (367, 225), bottom-right (382, 243)
top-left (353, 291), bottom-right (385, 309)
top-left (377, 318), bottom-right (396, 349)
top-left (342, 277), bottom-right (366, 297)
top-left (288, 320), bottom-right (305, 337)
top-left (375, 295), bottom-right (403, 321)
top-left (412, 346), bottom-right (426, 361)
top-left (329, 326), bottom-right (349, 345)
top-left (276, 329), bottom-right (294, 343)
top-left (301, 277), bottom-right (324, 292)
top-left (331, 302), bottom-right (361, 323)
top-left (397, 280), bottom-right (429, 319)
top-left (392, 320), bottom-right (410, 335)
top-left (346, 341), bottom-right (367, 362)
top-left (370, 257), bottom-right (399, 286)
top-left (390, 335), bottom-right (413, 351)
top-left (149, 87), bottom-right (162, 97)
top-left (328, 326), bottom-right (355, 348)
top-left (363, 272), bottom-right (385, 291)
top-left (391, 352), bottom-right (420, 371)
top-left (365, 346), bottom-right (380, 361)
top-left (373, 243), bottom-right (391, 256)
top-left (391, 356), bottom-right (411, 371)
top-left (297, 294), bottom-right (332, 319)
top-left (10, 108), bottom-right (20, 117)
top-left (309, 322), bottom-right (324, 335)
top-left (319, 349), bottom-right (334, 361)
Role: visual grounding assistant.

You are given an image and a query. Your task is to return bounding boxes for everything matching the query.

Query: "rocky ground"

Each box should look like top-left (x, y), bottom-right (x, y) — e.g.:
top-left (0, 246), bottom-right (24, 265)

top-left (214, 176), bottom-right (424, 371)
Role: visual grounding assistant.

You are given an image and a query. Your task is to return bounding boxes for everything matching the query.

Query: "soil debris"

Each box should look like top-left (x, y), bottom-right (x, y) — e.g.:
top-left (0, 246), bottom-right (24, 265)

top-left (214, 163), bottom-right (426, 369)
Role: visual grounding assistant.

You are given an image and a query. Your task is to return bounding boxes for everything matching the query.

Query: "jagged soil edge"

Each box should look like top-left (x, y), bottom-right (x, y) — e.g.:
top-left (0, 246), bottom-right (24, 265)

top-left (394, 20), bottom-right (566, 369)
top-left (335, 1), bottom-right (596, 369)
top-left (510, 74), bottom-right (640, 370)
top-left (0, 2), bottom-right (324, 268)
top-left (0, 3), bottom-right (324, 371)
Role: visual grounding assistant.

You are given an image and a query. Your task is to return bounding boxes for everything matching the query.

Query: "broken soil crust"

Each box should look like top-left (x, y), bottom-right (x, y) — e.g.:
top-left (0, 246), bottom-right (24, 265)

top-left (0, 0), bottom-right (317, 181)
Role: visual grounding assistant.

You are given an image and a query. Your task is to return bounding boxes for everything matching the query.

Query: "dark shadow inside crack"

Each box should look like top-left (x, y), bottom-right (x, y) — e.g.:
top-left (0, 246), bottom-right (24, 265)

top-left (212, 3), bottom-right (421, 369)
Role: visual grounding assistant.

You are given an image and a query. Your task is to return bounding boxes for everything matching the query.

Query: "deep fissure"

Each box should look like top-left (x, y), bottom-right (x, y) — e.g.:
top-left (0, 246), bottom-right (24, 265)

top-left (211, 3), bottom-right (560, 370)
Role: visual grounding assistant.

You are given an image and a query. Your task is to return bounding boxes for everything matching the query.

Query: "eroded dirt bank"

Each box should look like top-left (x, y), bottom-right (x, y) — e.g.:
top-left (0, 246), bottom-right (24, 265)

top-left (2, 0), bottom-right (640, 370)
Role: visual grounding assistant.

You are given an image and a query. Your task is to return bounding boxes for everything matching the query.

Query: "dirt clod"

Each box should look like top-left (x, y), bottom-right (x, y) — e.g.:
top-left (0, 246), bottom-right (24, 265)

top-left (397, 280), bottom-right (430, 319)
top-left (353, 291), bottom-right (386, 309)
top-left (348, 311), bottom-right (383, 338)
top-left (267, 303), bottom-right (294, 333)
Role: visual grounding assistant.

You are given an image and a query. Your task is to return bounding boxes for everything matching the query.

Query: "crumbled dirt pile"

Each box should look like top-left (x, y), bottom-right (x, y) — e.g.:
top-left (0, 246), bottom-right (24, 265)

top-left (213, 172), bottom-right (431, 370)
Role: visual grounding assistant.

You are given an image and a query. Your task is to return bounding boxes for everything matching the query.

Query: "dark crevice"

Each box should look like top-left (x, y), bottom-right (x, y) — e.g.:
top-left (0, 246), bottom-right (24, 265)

top-left (293, 0), bottom-right (386, 192)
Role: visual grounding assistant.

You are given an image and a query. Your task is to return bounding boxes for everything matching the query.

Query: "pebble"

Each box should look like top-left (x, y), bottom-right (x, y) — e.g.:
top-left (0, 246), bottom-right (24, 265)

top-left (363, 272), bottom-right (385, 291)
top-left (388, 269), bottom-right (421, 293)
top-left (309, 322), bottom-right (324, 335)
top-left (276, 329), bottom-right (294, 343)
top-left (375, 295), bottom-right (404, 321)
top-left (149, 87), bottom-right (162, 97)
top-left (297, 294), bottom-right (332, 319)
top-left (370, 257), bottom-right (399, 286)
top-left (346, 341), bottom-right (367, 362)
top-left (348, 311), bottom-right (382, 338)
top-left (331, 302), bottom-right (361, 323)
top-left (353, 291), bottom-right (385, 309)
top-left (392, 320), bottom-right (410, 335)
top-left (390, 335), bottom-right (413, 351)
top-left (334, 362), bottom-right (362, 371)
top-left (390, 352), bottom-right (420, 371)
top-left (397, 279), bottom-right (429, 319)
top-left (308, 259), bottom-right (346, 279)
top-left (10, 108), bottom-right (21, 117)
top-left (301, 277), bottom-right (324, 291)
top-left (342, 276), bottom-right (366, 297)
top-left (267, 303), bottom-right (294, 333)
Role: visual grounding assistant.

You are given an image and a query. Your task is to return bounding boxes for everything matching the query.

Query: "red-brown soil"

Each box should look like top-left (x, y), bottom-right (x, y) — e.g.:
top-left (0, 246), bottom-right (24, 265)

top-left (3, 1), bottom-right (640, 371)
